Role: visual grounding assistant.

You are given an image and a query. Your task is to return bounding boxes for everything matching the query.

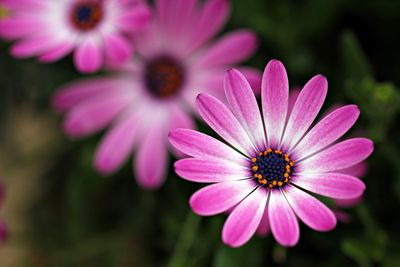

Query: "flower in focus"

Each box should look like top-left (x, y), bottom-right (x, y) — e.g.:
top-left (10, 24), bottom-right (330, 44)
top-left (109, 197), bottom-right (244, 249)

top-left (169, 59), bottom-right (374, 247)
top-left (52, 0), bottom-right (261, 189)
top-left (0, 0), bottom-right (151, 73)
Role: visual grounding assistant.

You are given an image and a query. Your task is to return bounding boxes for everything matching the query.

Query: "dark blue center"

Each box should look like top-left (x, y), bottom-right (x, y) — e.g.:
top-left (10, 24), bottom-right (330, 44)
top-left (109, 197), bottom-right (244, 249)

top-left (257, 153), bottom-right (286, 182)
top-left (76, 6), bottom-right (92, 22)
top-left (251, 149), bottom-right (294, 189)
top-left (70, 2), bottom-right (102, 31)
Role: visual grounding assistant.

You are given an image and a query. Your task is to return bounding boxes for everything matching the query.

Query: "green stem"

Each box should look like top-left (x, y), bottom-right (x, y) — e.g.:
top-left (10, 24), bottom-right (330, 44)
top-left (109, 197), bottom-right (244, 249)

top-left (167, 211), bottom-right (201, 267)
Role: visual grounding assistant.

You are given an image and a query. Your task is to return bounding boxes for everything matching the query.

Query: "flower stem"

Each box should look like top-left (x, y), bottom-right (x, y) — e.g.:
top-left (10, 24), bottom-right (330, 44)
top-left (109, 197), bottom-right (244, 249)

top-left (167, 211), bottom-right (201, 267)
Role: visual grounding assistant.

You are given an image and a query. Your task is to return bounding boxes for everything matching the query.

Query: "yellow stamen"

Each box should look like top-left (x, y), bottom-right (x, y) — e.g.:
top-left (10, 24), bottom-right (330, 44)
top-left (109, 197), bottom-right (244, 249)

top-left (252, 165), bottom-right (258, 171)
top-left (251, 158), bottom-right (257, 163)
top-left (278, 181), bottom-right (283, 187)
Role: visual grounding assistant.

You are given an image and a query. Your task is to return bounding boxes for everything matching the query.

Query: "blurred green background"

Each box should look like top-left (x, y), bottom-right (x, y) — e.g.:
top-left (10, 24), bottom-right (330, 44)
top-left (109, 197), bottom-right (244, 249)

top-left (1, 0), bottom-right (400, 266)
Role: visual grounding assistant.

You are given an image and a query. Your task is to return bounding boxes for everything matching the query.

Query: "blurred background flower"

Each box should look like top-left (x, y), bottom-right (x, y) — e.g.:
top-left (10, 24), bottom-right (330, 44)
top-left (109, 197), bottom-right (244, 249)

top-left (1, 0), bottom-right (400, 266)
top-left (52, 0), bottom-right (260, 189)
top-left (0, 0), bottom-right (151, 73)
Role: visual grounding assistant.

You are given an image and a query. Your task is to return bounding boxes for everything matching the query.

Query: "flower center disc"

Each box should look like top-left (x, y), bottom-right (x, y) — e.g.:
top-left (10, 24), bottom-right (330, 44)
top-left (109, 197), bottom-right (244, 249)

top-left (251, 149), bottom-right (295, 189)
top-left (145, 56), bottom-right (185, 99)
top-left (70, 1), bottom-right (103, 31)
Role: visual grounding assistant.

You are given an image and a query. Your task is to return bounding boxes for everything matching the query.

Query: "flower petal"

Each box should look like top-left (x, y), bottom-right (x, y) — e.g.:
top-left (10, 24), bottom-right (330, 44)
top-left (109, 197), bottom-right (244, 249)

top-left (38, 41), bottom-right (75, 63)
top-left (116, 4), bottom-right (151, 32)
top-left (196, 93), bottom-right (256, 156)
top-left (63, 92), bottom-right (132, 138)
top-left (235, 67), bottom-right (262, 96)
top-left (104, 33), bottom-right (132, 65)
top-left (169, 129), bottom-right (248, 165)
top-left (189, 180), bottom-right (256, 216)
top-left (175, 158), bottom-right (250, 183)
top-left (0, 16), bottom-right (45, 40)
top-left (261, 60), bottom-right (289, 148)
top-left (53, 78), bottom-right (125, 112)
top-left (256, 201), bottom-right (270, 237)
top-left (281, 75), bottom-right (328, 151)
top-left (194, 30), bottom-right (258, 69)
top-left (298, 138), bottom-right (374, 173)
top-left (225, 69), bottom-right (266, 150)
top-left (337, 161), bottom-right (368, 177)
top-left (74, 37), bottom-right (103, 73)
top-left (135, 125), bottom-right (168, 189)
top-left (222, 187), bottom-right (267, 247)
top-left (268, 190), bottom-right (299, 247)
top-left (292, 105), bottom-right (360, 159)
top-left (288, 88), bottom-right (300, 118)
top-left (189, 0), bottom-right (230, 52)
top-left (284, 185), bottom-right (337, 231)
top-left (292, 173), bottom-right (366, 199)
top-left (94, 112), bottom-right (138, 175)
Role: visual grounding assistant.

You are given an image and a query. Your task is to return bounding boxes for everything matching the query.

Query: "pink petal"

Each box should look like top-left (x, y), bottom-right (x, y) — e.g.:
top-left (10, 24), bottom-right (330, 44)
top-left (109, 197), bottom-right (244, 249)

top-left (134, 125), bottom-right (168, 189)
top-left (298, 138), bottom-right (374, 173)
top-left (10, 34), bottom-right (54, 58)
top-left (63, 92), bottom-right (131, 138)
top-left (116, 4), bottom-right (151, 32)
top-left (288, 88), bottom-right (300, 118)
top-left (235, 67), bottom-right (262, 96)
top-left (38, 41), bottom-right (75, 63)
top-left (0, 16), bottom-right (45, 40)
top-left (261, 60), bottom-right (289, 148)
top-left (281, 75), bottom-right (328, 151)
top-left (194, 30), bottom-right (258, 69)
top-left (334, 196), bottom-right (363, 208)
top-left (189, 180), bottom-right (256, 216)
top-left (196, 93), bottom-right (256, 156)
top-left (189, 0), bottom-right (230, 51)
top-left (337, 161), bottom-right (368, 178)
top-left (222, 187), bottom-right (267, 247)
top-left (292, 173), bottom-right (366, 199)
top-left (74, 38), bottom-right (103, 73)
top-left (175, 158), bottom-right (250, 183)
top-left (256, 202), bottom-right (270, 237)
top-left (168, 106), bottom-right (195, 131)
top-left (162, 0), bottom-right (197, 46)
top-left (225, 69), bottom-right (266, 151)
top-left (104, 34), bottom-right (132, 65)
top-left (94, 112), bottom-right (138, 175)
top-left (292, 105), bottom-right (360, 159)
top-left (268, 190), bottom-right (299, 247)
top-left (168, 129), bottom-right (248, 165)
top-left (2, 0), bottom-right (48, 9)
top-left (168, 106), bottom-right (196, 157)
top-left (53, 78), bottom-right (125, 112)
top-left (284, 185), bottom-right (337, 231)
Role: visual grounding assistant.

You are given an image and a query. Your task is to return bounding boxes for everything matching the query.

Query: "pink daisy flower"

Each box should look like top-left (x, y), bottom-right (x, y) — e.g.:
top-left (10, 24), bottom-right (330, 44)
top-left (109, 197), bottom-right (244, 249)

top-left (52, 0), bottom-right (260, 189)
top-left (169, 60), bottom-right (374, 247)
top-left (0, 0), bottom-right (151, 73)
